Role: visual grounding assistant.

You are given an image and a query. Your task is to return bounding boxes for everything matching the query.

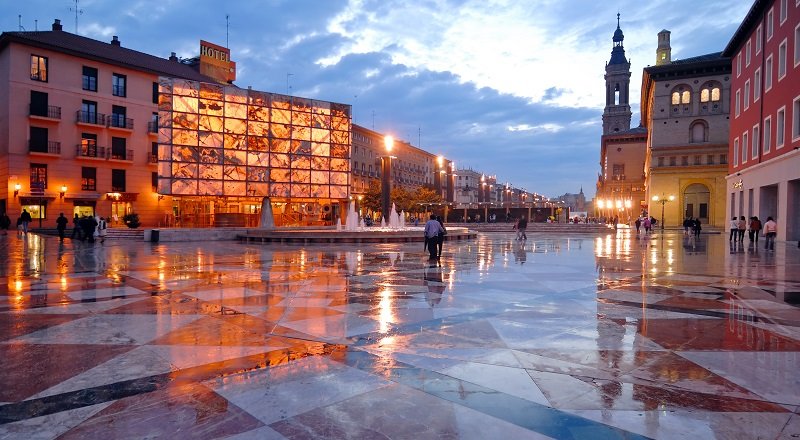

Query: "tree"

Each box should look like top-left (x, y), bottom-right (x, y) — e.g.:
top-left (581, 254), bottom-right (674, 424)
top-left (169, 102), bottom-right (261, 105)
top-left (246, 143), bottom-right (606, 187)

top-left (360, 181), bottom-right (445, 215)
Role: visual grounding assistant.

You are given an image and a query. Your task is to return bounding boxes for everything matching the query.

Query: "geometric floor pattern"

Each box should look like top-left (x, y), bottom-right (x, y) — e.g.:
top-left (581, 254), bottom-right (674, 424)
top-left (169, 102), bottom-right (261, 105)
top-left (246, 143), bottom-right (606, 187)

top-left (1, 230), bottom-right (798, 439)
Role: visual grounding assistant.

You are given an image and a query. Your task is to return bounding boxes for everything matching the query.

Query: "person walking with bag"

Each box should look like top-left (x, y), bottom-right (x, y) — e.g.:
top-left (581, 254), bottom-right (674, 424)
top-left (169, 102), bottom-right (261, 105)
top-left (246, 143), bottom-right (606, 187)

top-left (763, 217), bottom-right (777, 251)
top-left (424, 214), bottom-right (444, 259)
top-left (97, 217), bottom-right (108, 243)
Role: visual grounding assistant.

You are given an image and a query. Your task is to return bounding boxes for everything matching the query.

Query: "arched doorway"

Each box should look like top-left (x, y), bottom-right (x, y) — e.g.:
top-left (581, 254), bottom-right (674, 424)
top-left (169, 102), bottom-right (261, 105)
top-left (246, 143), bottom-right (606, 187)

top-left (683, 183), bottom-right (710, 224)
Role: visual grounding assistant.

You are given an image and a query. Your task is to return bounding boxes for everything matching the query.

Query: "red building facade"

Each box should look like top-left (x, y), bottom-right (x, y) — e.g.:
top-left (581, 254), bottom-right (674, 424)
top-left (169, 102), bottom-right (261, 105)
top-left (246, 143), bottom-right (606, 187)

top-left (724, 0), bottom-right (800, 241)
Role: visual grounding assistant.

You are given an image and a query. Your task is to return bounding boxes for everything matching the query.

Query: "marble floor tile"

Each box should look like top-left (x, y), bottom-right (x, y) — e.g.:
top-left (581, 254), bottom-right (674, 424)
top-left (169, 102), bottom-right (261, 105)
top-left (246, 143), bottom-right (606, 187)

top-left (1, 231), bottom-right (799, 438)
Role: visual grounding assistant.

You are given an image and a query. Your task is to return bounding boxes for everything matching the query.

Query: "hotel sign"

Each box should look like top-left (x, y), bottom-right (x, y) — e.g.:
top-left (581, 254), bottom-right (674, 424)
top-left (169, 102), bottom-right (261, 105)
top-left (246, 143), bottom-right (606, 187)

top-left (199, 40), bottom-right (236, 83)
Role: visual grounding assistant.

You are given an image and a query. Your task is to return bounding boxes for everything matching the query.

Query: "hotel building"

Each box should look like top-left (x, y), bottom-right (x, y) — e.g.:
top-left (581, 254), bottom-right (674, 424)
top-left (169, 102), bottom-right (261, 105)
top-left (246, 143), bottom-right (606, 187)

top-left (724, 0), bottom-right (800, 241)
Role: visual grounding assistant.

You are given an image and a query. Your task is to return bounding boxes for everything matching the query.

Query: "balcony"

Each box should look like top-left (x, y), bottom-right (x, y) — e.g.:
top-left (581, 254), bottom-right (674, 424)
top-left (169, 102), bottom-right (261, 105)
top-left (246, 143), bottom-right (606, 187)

top-left (76, 110), bottom-right (105, 126)
top-left (611, 175), bottom-right (626, 181)
top-left (29, 104), bottom-right (61, 120)
top-left (108, 115), bottom-right (134, 130)
top-left (109, 149), bottom-right (134, 161)
top-left (75, 144), bottom-right (107, 160)
top-left (147, 121), bottom-right (158, 134)
top-left (29, 140), bottom-right (61, 155)
top-left (147, 152), bottom-right (158, 164)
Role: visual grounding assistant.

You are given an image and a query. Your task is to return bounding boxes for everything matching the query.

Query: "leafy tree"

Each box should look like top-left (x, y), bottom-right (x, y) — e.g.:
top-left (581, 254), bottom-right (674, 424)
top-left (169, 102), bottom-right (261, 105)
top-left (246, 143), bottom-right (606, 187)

top-left (123, 212), bottom-right (141, 228)
top-left (359, 181), bottom-right (445, 215)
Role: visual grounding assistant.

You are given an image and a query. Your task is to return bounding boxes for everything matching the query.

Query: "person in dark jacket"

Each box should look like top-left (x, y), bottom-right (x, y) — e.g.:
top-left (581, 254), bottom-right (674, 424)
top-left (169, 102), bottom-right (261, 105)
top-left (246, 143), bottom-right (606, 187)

top-left (0, 213), bottom-right (10, 235)
top-left (70, 213), bottom-right (82, 240)
top-left (693, 218), bottom-right (702, 237)
top-left (436, 216), bottom-right (446, 258)
top-left (19, 209), bottom-right (32, 234)
top-left (56, 213), bottom-right (69, 241)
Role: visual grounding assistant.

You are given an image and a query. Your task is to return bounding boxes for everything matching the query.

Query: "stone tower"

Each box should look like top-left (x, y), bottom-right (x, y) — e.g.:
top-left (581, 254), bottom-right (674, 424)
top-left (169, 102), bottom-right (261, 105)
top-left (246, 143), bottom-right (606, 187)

top-left (602, 13), bottom-right (632, 135)
top-left (656, 29), bottom-right (672, 65)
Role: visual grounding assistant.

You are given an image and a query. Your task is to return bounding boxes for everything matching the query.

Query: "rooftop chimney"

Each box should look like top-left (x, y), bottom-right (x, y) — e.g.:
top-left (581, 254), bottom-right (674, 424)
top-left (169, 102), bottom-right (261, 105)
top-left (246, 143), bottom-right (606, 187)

top-left (111, 36), bottom-right (120, 46)
top-left (52, 19), bottom-right (62, 31)
top-left (169, 52), bottom-right (178, 62)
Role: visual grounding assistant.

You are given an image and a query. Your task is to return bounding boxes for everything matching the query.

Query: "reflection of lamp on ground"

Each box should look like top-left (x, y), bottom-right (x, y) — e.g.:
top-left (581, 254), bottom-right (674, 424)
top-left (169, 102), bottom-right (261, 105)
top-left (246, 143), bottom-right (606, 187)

top-left (380, 135), bottom-right (395, 223)
top-left (652, 194), bottom-right (675, 230)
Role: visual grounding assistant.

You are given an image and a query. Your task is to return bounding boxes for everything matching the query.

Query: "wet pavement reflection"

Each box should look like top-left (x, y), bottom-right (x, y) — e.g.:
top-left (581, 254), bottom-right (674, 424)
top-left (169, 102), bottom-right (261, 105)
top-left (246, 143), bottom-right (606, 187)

top-left (1, 230), bottom-right (799, 439)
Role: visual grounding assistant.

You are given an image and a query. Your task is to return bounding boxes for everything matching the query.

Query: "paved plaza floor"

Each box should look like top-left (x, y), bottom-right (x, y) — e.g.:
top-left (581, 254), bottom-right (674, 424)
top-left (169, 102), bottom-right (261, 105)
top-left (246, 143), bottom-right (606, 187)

top-left (0, 230), bottom-right (798, 439)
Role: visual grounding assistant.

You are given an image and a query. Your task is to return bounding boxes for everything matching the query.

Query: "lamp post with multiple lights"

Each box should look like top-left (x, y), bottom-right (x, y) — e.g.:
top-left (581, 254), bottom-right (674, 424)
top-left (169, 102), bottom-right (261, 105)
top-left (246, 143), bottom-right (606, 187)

top-left (380, 135), bottom-right (396, 223)
top-left (651, 194), bottom-right (675, 230)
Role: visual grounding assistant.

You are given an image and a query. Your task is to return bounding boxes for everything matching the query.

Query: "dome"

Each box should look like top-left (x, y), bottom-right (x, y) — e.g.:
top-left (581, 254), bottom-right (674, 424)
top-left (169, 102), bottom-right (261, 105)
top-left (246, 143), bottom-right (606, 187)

top-left (613, 26), bottom-right (624, 42)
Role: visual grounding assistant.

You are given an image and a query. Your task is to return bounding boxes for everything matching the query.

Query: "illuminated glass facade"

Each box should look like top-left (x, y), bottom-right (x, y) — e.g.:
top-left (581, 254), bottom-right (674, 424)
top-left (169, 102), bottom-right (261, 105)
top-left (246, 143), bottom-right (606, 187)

top-left (157, 78), bottom-right (351, 200)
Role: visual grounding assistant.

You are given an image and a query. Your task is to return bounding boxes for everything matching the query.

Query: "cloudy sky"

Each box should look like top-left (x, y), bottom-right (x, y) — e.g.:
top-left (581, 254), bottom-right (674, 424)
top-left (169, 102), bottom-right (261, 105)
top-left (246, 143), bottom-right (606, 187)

top-left (3, 0), bottom-right (752, 198)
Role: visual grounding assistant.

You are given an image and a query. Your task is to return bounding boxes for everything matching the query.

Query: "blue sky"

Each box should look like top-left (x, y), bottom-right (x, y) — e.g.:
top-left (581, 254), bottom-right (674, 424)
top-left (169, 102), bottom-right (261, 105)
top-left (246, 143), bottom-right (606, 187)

top-left (3, 0), bottom-right (752, 198)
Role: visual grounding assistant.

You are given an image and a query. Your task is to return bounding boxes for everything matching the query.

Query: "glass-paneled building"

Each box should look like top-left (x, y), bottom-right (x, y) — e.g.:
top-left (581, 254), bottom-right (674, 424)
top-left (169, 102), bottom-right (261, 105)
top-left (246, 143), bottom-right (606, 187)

top-left (157, 78), bottom-right (351, 227)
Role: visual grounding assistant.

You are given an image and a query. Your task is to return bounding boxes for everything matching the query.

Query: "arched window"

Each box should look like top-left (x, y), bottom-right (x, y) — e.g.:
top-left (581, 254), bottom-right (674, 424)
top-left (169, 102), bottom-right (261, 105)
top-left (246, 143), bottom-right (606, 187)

top-left (711, 87), bottom-right (720, 101)
top-left (700, 89), bottom-right (710, 103)
top-left (689, 120), bottom-right (708, 143)
top-left (671, 92), bottom-right (680, 105)
top-left (681, 91), bottom-right (691, 104)
top-left (671, 85), bottom-right (692, 107)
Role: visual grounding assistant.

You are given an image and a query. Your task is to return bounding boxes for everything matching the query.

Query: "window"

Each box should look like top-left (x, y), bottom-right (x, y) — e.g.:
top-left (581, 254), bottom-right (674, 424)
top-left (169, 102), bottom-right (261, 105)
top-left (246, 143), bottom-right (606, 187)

top-left (694, 155), bottom-right (701, 165)
top-left (735, 89), bottom-right (741, 117)
top-left (752, 124), bottom-right (760, 159)
top-left (765, 55), bottom-right (774, 91)
top-left (744, 80), bottom-right (751, 110)
top-left (779, 0), bottom-right (787, 24)
top-left (793, 96), bottom-right (800, 141)
top-left (81, 100), bottom-right (98, 124)
top-left (151, 142), bottom-right (158, 163)
top-left (746, 40), bottom-right (752, 66)
top-left (30, 163), bottom-right (47, 189)
top-left (720, 154), bottom-right (727, 164)
top-left (112, 73), bottom-right (126, 97)
top-left (682, 156), bottom-right (689, 166)
top-left (711, 87), bottom-right (720, 101)
top-left (669, 156), bottom-right (677, 166)
top-left (700, 89), bottom-right (710, 103)
top-left (151, 172), bottom-right (158, 191)
top-left (81, 167), bottom-right (96, 190)
top-left (671, 92), bottom-right (680, 105)
top-left (111, 137), bottom-right (127, 160)
top-left (742, 132), bottom-right (749, 164)
top-left (767, 8), bottom-right (774, 41)
top-left (756, 25), bottom-right (763, 54)
top-left (82, 66), bottom-right (97, 91)
top-left (690, 121), bottom-right (707, 143)
top-left (754, 68), bottom-right (761, 102)
top-left (657, 157), bottom-right (664, 167)
top-left (736, 54), bottom-right (742, 77)
top-left (80, 133), bottom-right (98, 157)
top-left (777, 107), bottom-right (786, 148)
top-left (681, 90), bottom-right (691, 104)
top-left (29, 90), bottom-right (49, 117)
top-left (111, 169), bottom-right (126, 192)
top-left (29, 126), bottom-right (48, 153)
top-left (795, 23), bottom-right (800, 67)
top-left (707, 154), bottom-right (714, 165)
top-left (733, 138), bottom-right (739, 166)
top-left (778, 39), bottom-right (787, 80)
top-left (764, 116), bottom-right (773, 154)
top-left (30, 55), bottom-right (47, 81)
top-left (111, 105), bottom-right (128, 128)
top-left (152, 82), bottom-right (159, 104)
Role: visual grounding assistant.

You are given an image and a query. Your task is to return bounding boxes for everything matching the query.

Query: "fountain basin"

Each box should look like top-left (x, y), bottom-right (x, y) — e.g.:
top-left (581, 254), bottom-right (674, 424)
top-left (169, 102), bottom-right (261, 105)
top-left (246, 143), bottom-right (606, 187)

top-left (240, 226), bottom-right (476, 244)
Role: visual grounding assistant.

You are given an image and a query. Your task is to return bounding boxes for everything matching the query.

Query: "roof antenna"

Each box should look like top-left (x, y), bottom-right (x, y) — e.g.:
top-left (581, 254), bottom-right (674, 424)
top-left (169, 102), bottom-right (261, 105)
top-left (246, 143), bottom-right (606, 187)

top-left (226, 14), bottom-right (230, 48)
top-left (34, 20), bottom-right (38, 31)
top-left (70, 0), bottom-right (83, 33)
top-left (18, 15), bottom-right (25, 31)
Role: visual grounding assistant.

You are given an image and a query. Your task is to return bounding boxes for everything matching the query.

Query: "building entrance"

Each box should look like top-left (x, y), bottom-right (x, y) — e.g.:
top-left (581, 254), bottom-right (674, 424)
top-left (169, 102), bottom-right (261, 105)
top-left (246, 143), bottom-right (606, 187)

top-left (683, 183), bottom-right (710, 224)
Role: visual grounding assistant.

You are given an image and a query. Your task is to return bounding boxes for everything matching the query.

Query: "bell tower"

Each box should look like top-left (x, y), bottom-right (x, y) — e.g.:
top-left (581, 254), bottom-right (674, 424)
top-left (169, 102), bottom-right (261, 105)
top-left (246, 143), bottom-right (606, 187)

top-left (602, 13), bottom-right (632, 135)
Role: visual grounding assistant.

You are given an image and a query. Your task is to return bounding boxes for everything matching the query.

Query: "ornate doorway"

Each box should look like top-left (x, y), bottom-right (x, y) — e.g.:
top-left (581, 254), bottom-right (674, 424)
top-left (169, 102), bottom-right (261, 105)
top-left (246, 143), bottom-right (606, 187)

top-left (683, 183), bottom-right (710, 224)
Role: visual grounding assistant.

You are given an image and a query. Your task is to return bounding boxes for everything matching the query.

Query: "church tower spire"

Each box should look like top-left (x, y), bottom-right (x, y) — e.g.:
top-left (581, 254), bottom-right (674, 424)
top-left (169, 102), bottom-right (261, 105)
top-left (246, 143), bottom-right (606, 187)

top-left (602, 13), bottom-right (632, 135)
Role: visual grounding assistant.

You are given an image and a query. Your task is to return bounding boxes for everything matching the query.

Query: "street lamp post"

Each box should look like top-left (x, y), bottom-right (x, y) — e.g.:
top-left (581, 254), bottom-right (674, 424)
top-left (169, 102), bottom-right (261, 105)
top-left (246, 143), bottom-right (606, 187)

top-left (381, 135), bottom-right (395, 223)
top-left (651, 194), bottom-right (675, 230)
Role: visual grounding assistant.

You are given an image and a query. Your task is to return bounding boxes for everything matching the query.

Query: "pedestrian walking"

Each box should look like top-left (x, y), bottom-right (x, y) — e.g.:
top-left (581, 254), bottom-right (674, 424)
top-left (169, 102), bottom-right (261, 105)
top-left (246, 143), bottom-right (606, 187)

top-left (97, 216), bottom-right (108, 243)
top-left (56, 212), bottom-right (68, 241)
top-left (683, 217), bottom-right (692, 235)
top-left (729, 216), bottom-right (739, 242)
top-left (643, 216), bottom-right (651, 234)
top-left (423, 214), bottom-right (444, 259)
top-left (763, 216), bottom-right (777, 250)
top-left (516, 216), bottom-right (528, 240)
top-left (749, 216), bottom-right (762, 245)
top-left (436, 215), bottom-right (446, 258)
top-left (71, 213), bottom-right (82, 240)
top-left (738, 216), bottom-right (747, 242)
top-left (693, 217), bottom-right (702, 237)
top-left (634, 217), bottom-right (641, 234)
top-left (19, 209), bottom-right (32, 234)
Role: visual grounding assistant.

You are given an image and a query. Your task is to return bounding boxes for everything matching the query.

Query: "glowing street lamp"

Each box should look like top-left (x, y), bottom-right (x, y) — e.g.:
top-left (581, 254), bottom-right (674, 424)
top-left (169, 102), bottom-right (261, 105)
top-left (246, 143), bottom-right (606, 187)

top-left (651, 194), bottom-right (675, 230)
top-left (381, 135), bottom-right (395, 223)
